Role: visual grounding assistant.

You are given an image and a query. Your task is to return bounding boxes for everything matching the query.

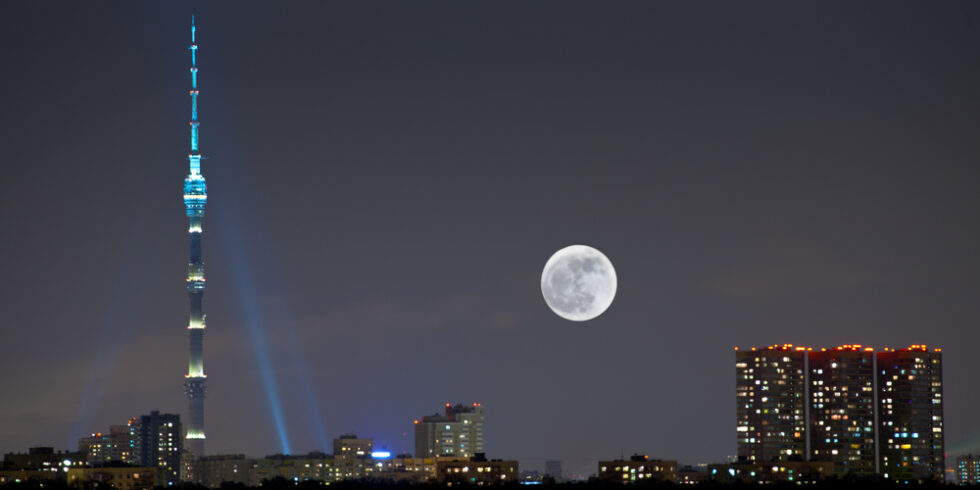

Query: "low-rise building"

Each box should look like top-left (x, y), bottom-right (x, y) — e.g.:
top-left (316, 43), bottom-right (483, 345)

top-left (2, 447), bottom-right (87, 480)
top-left (677, 464), bottom-right (708, 485)
top-left (370, 454), bottom-right (435, 483)
top-left (706, 461), bottom-right (833, 484)
top-left (597, 455), bottom-right (677, 483)
top-left (435, 454), bottom-right (518, 485)
top-left (959, 455), bottom-right (980, 485)
top-left (67, 466), bottom-right (158, 490)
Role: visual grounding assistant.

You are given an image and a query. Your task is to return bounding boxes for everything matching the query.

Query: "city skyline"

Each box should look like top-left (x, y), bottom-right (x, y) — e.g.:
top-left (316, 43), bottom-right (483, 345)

top-left (2, 1), bottom-right (979, 479)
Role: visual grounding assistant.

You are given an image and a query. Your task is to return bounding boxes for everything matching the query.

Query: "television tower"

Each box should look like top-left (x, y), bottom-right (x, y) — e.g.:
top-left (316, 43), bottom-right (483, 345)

top-left (183, 16), bottom-right (208, 458)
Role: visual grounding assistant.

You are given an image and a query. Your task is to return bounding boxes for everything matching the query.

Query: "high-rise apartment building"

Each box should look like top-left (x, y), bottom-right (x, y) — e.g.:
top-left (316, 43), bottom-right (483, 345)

top-left (735, 344), bottom-right (944, 483)
top-left (958, 455), bottom-right (980, 485)
top-left (735, 345), bottom-right (807, 463)
top-left (134, 411), bottom-right (183, 486)
top-left (808, 346), bottom-right (875, 476)
top-left (414, 403), bottom-right (484, 458)
top-left (877, 346), bottom-right (944, 482)
top-left (78, 424), bottom-right (135, 465)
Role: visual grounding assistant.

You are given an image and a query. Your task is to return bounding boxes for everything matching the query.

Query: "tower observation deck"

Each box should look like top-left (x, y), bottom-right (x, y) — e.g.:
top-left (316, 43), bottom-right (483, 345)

top-left (183, 16), bottom-right (207, 458)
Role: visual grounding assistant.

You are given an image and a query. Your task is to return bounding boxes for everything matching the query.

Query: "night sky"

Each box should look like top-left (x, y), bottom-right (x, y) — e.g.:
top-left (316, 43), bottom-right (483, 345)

top-left (2, 1), bottom-right (979, 478)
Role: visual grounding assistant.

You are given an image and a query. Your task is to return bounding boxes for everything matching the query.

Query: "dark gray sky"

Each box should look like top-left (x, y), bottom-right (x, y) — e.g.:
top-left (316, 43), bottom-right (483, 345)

top-left (2, 1), bottom-right (979, 477)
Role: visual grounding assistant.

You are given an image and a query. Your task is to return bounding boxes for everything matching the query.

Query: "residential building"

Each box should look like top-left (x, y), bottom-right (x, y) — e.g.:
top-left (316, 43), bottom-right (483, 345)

top-left (133, 411), bottom-right (182, 486)
top-left (79, 423), bottom-right (136, 466)
top-left (333, 434), bottom-right (373, 459)
top-left (435, 453), bottom-right (517, 485)
top-left (958, 455), bottom-right (980, 485)
top-left (808, 345), bottom-right (876, 476)
top-left (877, 346), bottom-right (944, 482)
top-left (2, 447), bottom-right (87, 475)
top-left (415, 403), bottom-right (484, 458)
top-left (597, 454), bottom-right (677, 483)
top-left (735, 345), bottom-right (807, 463)
top-left (67, 466), bottom-right (158, 490)
top-left (706, 461), bottom-right (833, 484)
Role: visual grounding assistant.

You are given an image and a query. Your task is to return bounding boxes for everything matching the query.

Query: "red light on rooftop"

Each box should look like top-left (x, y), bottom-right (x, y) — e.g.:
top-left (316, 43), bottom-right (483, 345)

top-left (414, 420), bottom-right (419, 424)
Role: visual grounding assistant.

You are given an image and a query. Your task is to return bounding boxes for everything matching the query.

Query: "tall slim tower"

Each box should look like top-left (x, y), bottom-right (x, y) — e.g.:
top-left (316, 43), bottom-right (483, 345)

top-left (183, 16), bottom-right (208, 458)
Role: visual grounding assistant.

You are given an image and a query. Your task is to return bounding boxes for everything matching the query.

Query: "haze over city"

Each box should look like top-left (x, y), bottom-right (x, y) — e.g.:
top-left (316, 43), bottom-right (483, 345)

top-left (1, 1), bottom-right (979, 479)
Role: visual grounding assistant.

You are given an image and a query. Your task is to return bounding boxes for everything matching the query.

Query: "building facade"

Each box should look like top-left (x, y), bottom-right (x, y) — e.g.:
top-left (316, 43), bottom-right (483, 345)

top-left (735, 345), bottom-right (807, 463)
top-left (808, 346), bottom-right (875, 476)
top-left (79, 423), bottom-right (136, 466)
top-left (415, 403), bottom-right (484, 458)
top-left (435, 454), bottom-right (517, 485)
top-left (706, 461), bottom-right (833, 484)
top-left (958, 455), bottom-right (980, 485)
top-left (333, 435), bottom-right (373, 458)
top-left (1, 447), bottom-right (87, 482)
top-left (877, 346), bottom-right (944, 482)
top-left (597, 455), bottom-right (677, 483)
top-left (544, 460), bottom-right (562, 479)
top-left (134, 411), bottom-right (182, 486)
top-left (735, 344), bottom-right (944, 483)
top-left (67, 467), bottom-right (158, 490)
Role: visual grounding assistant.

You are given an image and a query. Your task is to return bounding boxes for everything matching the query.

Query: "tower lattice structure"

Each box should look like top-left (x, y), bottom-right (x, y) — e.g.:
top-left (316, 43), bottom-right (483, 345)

top-left (183, 16), bottom-right (208, 458)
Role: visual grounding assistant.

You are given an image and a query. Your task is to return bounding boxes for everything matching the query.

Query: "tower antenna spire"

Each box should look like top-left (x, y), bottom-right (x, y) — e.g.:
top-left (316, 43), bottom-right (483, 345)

top-left (183, 14), bottom-right (208, 460)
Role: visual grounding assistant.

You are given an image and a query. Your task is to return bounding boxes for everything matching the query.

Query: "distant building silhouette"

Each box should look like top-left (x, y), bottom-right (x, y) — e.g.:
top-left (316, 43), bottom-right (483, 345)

top-left (0, 447), bottom-right (86, 482)
top-left (192, 452), bottom-right (440, 487)
top-left (544, 459), bottom-right (562, 479)
top-left (706, 460), bottom-right (833, 484)
top-left (414, 403), bottom-right (484, 458)
top-left (67, 466), bottom-right (158, 490)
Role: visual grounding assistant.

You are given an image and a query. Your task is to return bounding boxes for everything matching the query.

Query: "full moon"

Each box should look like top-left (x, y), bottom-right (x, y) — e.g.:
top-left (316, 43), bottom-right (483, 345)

top-left (540, 244), bottom-right (617, 322)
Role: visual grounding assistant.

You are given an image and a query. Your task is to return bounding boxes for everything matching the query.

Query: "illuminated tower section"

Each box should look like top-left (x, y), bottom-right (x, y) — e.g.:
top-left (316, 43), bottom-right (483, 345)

top-left (183, 16), bottom-right (208, 458)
